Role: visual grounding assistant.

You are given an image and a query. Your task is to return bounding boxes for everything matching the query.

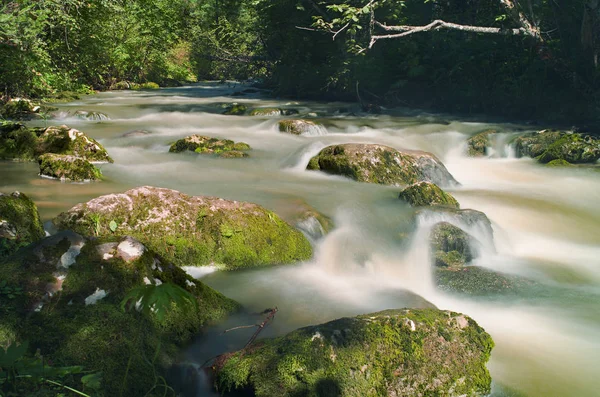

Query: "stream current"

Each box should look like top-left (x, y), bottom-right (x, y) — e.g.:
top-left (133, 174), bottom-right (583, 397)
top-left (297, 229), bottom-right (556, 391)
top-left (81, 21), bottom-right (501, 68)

top-left (1, 83), bottom-right (599, 397)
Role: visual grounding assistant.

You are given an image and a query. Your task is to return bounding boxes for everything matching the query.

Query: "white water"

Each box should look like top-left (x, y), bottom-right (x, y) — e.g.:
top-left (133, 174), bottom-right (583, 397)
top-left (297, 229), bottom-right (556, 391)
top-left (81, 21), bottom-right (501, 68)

top-left (3, 82), bottom-right (600, 396)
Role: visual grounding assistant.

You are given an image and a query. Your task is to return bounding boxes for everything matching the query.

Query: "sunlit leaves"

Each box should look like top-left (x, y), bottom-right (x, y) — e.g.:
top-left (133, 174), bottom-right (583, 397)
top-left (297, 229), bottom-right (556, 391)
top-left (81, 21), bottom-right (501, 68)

top-left (120, 282), bottom-right (198, 322)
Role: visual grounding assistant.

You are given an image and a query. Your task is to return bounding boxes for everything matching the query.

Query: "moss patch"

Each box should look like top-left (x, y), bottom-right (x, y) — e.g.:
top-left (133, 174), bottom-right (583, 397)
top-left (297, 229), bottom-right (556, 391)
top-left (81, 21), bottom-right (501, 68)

top-left (53, 186), bottom-right (313, 270)
top-left (430, 222), bottom-right (477, 268)
top-left (278, 119), bottom-right (321, 135)
top-left (222, 103), bottom-right (247, 115)
top-left (0, 191), bottom-right (44, 259)
top-left (537, 133), bottom-right (600, 164)
top-left (37, 125), bottom-right (113, 163)
top-left (399, 181), bottom-right (459, 208)
top-left (214, 308), bottom-right (494, 397)
top-left (435, 266), bottom-right (535, 296)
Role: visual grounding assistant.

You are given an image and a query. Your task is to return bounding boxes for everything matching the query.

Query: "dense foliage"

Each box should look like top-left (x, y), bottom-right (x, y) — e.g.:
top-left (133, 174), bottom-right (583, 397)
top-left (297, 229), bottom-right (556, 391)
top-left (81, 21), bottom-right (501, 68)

top-left (1, 0), bottom-right (599, 124)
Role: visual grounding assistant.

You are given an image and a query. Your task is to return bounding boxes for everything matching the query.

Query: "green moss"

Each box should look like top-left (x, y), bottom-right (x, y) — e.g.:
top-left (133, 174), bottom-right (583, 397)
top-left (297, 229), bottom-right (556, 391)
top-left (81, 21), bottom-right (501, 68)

top-left (0, 99), bottom-right (34, 119)
top-left (467, 129), bottom-right (496, 157)
top-left (0, 192), bottom-right (44, 259)
top-left (278, 119), bottom-right (319, 135)
top-left (38, 153), bottom-right (103, 181)
top-left (513, 130), bottom-right (563, 158)
top-left (249, 108), bottom-right (282, 116)
top-left (133, 82), bottom-right (160, 90)
top-left (546, 159), bottom-right (572, 167)
top-left (222, 103), bottom-right (247, 115)
top-left (399, 182), bottom-right (459, 208)
top-left (215, 309), bottom-right (493, 397)
top-left (430, 222), bottom-right (475, 268)
top-left (37, 125), bottom-right (113, 163)
top-left (538, 133), bottom-right (600, 164)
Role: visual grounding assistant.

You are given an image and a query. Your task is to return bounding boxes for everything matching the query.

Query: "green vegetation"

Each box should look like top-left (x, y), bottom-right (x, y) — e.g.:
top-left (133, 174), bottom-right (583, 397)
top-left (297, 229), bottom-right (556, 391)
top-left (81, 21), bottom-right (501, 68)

top-left (467, 129), bottom-right (497, 157)
top-left (214, 308), bottom-right (494, 396)
top-left (169, 135), bottom-right (251, 157)
top-left (399, 182), bottom-right (460, 208)
top-left (0, 192), bottom-right (45, 259)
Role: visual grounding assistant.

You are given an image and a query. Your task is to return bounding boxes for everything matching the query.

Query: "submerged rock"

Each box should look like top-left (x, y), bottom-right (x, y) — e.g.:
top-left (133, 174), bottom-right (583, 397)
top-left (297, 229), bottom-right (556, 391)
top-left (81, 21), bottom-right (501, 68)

top-left (37, 125), bottom-right (113, 163)
top-left (513, 129), bottom-right (600, 164)
top-left (278, 119), bottom-right (326, 136)
top-left (435, 266), bottom-right (535, 296)
top-left (0, 192), bottom-right (44, 258)
top-left (222, 103), bottom-right (247, 115)
top-left (38, 153), bottom-right (102, 181)
top-left (53, 186), bottom-right (313, 270)
top-left (169, 135), bottom-right (251, 157)
top-left (249, 107), bottom-right (282, 116)
top-left (430, 222), bottom-right (480, 268)
top-left (399, 181), bottom-right (459, 208)
top-left (0, 232), bottom-right (239, 396)
top-left (467, 129), bottom-right (496, 157)
top-left (307, 143), bottom-right (459, 188)
top-left (213, 308), bottom-right (493, 397)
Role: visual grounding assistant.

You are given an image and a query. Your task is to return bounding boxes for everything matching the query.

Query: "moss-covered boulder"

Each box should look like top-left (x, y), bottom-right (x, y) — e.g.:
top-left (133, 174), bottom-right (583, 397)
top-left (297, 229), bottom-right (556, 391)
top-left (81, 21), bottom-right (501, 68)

top-left (0, 192), bottom-right (44, 259)
top-left (545, 159), bottom-right (572, 167)
top-left (37, 125), bottom-right (113, 163)
top-left (278, 119), bottom-right (326, 136)
top-left (0, 98), bottom-right (37, 120)
top-left (53, 186), bottom-right (313, 270)
top-left (307, 144), bottom-right (459, 188)
top-left (0, 232), bottom-right (240, 396)
top-left (399, 181), bottom-right (459, 208)
top-left (435, 266), bottom-right (535, 296)
top-left (249, 108), bottom-right (282, 116)
top-left (430, 222), bottom-right (481, 268)
top-left (537, 133), bottom-right (600, 164)
top-left (0, 121), bottom-right (39, 160)
top-left (213, 308), bottom-right (494, 397)
top-left (169, 135), bottom-right (251, 157)
top-left (513, 129), bottom-right (563, 159)
top-left (38, 153), bottom-right (102, 181)
top-left (222, 103), bottom-right (247, 115)
top-left (467, 129), bottom-right (496, 157)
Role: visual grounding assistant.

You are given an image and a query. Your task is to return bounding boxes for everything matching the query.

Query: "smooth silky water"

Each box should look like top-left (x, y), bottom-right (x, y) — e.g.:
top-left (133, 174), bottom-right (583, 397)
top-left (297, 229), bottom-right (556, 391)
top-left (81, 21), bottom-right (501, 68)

top-left (2, 83), bottom-right (599, 396)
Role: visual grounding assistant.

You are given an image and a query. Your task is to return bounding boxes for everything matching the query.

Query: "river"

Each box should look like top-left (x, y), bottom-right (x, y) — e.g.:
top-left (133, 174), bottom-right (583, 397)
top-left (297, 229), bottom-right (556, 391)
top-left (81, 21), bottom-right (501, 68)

top-left (2, 83), bottom-right (599, 397)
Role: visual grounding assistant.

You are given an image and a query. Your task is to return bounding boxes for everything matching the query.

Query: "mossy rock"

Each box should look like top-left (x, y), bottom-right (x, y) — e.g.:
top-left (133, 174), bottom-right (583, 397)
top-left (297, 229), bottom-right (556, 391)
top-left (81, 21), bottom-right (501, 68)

top-left (0, 98), bottom-right (36, 120)
top-left (0, 232), bottom-right (240, 396)
top-left (307, 143), bottom-right (459, 188)
top-left (399, 181), bottom-right (459, 208)
top-left (222, 103), bottom-right (247, 115)
top-left (169, 135), bottom-right (251, 157)
top-left (278, 119), bottom-right (325, 136)
top-left (111, 81), bottom-right (131, 90)
top-left (537, 133), bottom-right (599, 164)
top-left (53, 186), bottom-right (313, 270)
top-left (467, 129), bottom-right (496, 157)
top-left (38, 153), bottom-right (102, 181)
top-left (219, 150), bottom-right (248, 158)
top-left (430, 222), bottom-right (480, 268)
top-left (435, 266), bottom-right (535, 296)
top-left (133, 82), bottom-right (160, 90)
top-left (545, 159), bottom-right (572, 167)
top-left (213, 308), bottom-right (494, 397)
top-left (249, 108), bottom-right (282, 116)
top-left (0, 121), bottom-right (39, 160)
top-left (513, 129), bottom-right (563, 159)
top-left (0, 192), bottom-right (44, 259)
top-left (37, 125), bottom-right (113, 163)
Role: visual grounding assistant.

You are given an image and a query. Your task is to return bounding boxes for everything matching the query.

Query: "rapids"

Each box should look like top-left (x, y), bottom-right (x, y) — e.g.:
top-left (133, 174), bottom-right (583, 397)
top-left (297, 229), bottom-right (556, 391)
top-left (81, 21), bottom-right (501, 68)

top-left (2, 82), bottom-right (599, 397)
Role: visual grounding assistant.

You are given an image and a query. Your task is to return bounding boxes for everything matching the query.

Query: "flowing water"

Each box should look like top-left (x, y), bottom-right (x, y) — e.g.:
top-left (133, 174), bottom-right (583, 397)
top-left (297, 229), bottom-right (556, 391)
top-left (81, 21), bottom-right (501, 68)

top-left (2, 83), bottom-right (599, 397)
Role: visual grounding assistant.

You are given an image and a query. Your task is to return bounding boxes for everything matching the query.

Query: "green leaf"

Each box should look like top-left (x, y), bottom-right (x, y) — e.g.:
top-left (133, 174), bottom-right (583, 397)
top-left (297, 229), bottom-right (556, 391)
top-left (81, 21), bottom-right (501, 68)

top-left (109, 220), bottom-right (118, 232)
top-left (121, 283), bottom-right (198, 321)
top-left (81, 372), bottom-right (103, 390)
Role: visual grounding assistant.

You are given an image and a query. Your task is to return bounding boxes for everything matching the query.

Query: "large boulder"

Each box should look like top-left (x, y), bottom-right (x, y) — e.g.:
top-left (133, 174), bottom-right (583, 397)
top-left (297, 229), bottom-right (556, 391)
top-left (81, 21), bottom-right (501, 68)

top-left (307, 144), bottom-right (459, 188)
top-left (38, 153), bottom-right (102, 181)
top-left (169, 135), bottom-right (251, 157)
top-left (278, 119), bottom-right (326, 136)
top-left (399, 181), bottom-right (459, 208)
top-left (53, 186), bottom-right (313, 270)
top-left (0, 121), bottom-right (39, 160)
top-left (430, 222), bottom-right (480, 268)
top-left (213, 308), bottom-right (494, 397)
top-left (0, 232), bottom-right (239, 396)
top-left (0, 192), bottom-right (44, 258)
top-left (37, 125), bottom-right (113, 163)
top-left (513, 129), bottom-right (600, 164)
top-left (467, 129), bottom-right (496, 157)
